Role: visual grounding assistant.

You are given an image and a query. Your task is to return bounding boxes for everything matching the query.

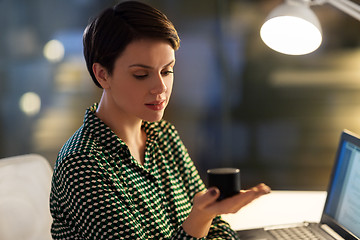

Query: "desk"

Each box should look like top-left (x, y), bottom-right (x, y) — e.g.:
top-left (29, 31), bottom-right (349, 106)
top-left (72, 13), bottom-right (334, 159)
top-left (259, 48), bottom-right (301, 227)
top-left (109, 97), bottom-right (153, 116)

top-left (222, 190), bottom-right (327, 231)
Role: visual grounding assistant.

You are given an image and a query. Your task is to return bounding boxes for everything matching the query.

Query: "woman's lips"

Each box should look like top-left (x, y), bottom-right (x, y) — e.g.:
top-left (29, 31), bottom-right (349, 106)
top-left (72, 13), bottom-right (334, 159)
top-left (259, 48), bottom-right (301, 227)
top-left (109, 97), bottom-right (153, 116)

top-left (145, 100), bottom-right (166, 111)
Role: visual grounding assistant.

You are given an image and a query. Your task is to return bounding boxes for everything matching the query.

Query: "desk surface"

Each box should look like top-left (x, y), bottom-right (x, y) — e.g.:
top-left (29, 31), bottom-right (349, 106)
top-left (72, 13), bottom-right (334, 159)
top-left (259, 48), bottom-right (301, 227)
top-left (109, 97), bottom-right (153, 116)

top-left (221, 190), bottom-right (327, 231)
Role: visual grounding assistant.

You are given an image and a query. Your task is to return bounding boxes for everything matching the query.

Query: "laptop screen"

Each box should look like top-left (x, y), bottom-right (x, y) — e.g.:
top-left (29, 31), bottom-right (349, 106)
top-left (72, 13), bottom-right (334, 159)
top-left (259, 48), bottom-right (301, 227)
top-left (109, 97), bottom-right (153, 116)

top-left (323, 131), bottom-right (360, 238)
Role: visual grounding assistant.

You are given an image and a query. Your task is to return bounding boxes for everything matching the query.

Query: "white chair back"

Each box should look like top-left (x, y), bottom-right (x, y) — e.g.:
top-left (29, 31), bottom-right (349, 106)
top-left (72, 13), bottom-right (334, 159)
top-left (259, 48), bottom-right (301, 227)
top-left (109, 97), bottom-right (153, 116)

top-left (0, 154), bottom-right (53, 240)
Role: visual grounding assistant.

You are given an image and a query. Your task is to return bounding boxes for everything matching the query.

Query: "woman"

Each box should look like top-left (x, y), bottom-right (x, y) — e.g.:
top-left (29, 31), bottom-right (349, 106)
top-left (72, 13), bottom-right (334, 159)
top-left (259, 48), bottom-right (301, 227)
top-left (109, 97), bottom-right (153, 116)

top-left (50, 1), bottom-right (270, 239)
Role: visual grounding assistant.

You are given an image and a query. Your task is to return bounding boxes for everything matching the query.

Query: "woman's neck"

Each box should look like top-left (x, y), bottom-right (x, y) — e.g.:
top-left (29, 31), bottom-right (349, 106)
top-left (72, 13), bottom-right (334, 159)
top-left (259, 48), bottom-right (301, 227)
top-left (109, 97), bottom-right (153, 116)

top-left (95, 94), bottom-right (146, 165)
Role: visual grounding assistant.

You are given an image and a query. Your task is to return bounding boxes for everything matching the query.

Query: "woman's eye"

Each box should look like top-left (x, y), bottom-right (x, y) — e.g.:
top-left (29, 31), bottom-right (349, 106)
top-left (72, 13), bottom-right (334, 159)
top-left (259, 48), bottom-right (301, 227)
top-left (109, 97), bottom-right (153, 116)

top-left (161, 70), bottom-right (174, 76)
top-left (133, 74), bottom-right (148, 79)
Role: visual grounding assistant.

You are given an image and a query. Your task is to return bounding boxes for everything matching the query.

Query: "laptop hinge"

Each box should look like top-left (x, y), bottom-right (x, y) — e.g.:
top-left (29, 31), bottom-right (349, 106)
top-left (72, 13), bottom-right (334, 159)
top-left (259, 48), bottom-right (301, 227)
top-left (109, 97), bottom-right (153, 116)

top-left (264, 222), bottom-right (308, 230)
top-left (320, 224), bottom-right (345, 240)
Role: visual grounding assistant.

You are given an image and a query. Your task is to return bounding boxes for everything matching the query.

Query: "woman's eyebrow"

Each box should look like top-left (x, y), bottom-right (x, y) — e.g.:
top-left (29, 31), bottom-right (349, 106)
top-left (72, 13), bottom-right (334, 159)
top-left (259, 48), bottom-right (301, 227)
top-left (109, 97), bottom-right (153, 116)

top-left (129, 59), bottom-right (175, 69)
top-left (163, 59), bottom-right (175, 68)
top-left (128, 63), bottom-right (152, 69)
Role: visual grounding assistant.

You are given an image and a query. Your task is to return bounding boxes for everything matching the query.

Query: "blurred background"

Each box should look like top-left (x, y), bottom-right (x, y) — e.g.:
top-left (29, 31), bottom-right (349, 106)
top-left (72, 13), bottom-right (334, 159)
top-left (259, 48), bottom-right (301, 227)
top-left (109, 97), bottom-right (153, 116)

top-left (1, 0), bottom-right (360, 190)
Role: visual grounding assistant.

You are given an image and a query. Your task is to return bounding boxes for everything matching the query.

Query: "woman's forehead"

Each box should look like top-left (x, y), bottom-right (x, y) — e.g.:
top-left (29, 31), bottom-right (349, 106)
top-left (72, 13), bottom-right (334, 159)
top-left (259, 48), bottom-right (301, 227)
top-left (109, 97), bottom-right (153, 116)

top-left (116, 39), bottom-right (175, 68)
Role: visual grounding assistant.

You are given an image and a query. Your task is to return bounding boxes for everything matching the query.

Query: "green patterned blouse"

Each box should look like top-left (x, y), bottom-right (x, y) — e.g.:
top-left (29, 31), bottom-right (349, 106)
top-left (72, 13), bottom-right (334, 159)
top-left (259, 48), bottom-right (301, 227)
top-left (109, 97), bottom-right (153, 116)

top-left (50, 104), bottom-right (239, 239)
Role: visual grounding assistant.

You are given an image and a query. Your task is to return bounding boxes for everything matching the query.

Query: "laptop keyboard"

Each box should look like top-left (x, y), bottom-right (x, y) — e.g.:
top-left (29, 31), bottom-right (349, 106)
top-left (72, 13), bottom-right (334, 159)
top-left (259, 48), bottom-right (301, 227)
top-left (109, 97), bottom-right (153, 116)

top-left (267, 225), bottom-right (327, 240)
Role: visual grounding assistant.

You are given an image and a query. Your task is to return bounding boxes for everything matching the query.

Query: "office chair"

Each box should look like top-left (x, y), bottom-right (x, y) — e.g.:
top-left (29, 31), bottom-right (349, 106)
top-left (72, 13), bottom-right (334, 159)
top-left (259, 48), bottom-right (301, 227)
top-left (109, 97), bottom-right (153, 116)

top-left (0, 154), bottom-right (53, 240)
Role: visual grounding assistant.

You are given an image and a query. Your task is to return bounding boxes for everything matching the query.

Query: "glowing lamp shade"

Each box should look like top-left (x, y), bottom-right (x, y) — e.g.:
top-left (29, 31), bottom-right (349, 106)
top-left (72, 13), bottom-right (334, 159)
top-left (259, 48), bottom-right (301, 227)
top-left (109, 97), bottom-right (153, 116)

top-left (260, 1), bottom-right (322, 55)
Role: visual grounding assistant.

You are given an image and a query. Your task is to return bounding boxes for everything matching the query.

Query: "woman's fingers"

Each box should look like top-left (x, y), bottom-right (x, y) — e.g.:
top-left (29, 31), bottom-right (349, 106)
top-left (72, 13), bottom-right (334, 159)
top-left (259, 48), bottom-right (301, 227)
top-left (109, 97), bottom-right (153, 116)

top-left (191, 183), bottom-right (271, 220)
top-left (207, 183), bottom-right (271, 214)
top-left (248, 183), bottom-right (271, 197)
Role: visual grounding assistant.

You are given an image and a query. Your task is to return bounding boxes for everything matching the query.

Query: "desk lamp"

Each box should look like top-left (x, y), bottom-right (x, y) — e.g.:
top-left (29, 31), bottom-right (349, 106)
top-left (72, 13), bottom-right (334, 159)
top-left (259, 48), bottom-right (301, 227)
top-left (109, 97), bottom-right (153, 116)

top-left (260, 0), bottom-right (360, 55)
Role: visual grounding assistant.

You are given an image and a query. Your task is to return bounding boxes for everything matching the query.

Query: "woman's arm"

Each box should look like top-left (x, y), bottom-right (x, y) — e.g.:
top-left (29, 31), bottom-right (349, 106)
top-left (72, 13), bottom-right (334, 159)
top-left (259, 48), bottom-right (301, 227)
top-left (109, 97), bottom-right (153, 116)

top-left (164, 122), bottom-right (270, 239)
top-left (50, 153), bottom-right (148, 240)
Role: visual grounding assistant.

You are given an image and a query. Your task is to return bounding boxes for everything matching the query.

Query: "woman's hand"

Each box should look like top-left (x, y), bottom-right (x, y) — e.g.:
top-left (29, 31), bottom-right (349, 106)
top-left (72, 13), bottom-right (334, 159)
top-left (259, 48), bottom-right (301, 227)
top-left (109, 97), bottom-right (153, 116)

top-left (182, 183), bottom-right (271, 238)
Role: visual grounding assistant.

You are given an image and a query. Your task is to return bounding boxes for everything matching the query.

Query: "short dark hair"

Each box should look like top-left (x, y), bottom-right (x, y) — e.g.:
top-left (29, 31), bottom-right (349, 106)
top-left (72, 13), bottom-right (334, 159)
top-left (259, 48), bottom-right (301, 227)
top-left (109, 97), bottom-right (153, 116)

top-left (83, 1), bottom-right (180, 88)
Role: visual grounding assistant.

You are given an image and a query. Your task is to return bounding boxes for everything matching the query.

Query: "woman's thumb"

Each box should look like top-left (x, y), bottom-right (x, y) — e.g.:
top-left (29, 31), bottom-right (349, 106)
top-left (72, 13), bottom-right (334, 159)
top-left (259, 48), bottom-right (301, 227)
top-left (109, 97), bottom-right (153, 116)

top-left (194, 187), bottom-right (220, 208)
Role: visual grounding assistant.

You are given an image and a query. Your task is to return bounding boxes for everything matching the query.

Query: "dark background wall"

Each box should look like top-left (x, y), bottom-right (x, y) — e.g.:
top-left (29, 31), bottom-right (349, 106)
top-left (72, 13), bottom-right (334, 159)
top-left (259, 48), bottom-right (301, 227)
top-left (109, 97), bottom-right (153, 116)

top-left (1, 0), bottom-right (360, 190)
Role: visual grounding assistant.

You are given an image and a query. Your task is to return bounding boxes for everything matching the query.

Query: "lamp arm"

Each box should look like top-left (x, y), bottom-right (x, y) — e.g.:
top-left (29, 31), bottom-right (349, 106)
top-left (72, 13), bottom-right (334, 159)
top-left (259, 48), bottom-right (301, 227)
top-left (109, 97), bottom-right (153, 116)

top-left (312, 0), bottom-right (360, 21)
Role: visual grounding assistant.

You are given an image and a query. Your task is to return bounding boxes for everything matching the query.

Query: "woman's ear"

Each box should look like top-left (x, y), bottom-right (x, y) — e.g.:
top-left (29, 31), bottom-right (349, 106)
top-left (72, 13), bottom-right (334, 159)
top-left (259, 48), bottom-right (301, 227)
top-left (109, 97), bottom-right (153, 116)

top-left (92, 63), bottom-right (110, 89)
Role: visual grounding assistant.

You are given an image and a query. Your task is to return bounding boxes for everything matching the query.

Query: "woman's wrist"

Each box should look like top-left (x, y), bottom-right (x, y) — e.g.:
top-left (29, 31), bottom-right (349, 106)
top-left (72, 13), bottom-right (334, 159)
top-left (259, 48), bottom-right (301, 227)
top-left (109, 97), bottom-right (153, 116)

top-left (182, 208), bottom-right (215, 238)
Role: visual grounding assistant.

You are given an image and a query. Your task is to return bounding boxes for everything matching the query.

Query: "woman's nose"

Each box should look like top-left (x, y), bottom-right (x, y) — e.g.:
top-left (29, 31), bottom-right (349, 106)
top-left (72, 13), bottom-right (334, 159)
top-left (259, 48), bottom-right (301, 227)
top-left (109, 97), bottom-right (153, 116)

top-left (150, 75), bottom-right (167, 95)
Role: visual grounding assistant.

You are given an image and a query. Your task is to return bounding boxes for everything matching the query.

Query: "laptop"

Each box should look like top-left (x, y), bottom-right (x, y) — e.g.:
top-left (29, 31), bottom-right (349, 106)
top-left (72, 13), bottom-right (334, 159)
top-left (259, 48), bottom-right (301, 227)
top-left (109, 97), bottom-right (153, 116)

top-left (237, 129), bottom-right (360, 240)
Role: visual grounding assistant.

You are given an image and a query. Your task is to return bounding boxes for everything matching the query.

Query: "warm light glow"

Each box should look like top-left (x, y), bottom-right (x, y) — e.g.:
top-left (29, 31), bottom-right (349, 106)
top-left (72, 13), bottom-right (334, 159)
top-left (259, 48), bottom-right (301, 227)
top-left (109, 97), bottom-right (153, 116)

top-left (19, 92), bottom-right (41, 116)
top-left (261, 16), bottom-right (322, 55)
top-left (43, 39), bottom-right (65, 62)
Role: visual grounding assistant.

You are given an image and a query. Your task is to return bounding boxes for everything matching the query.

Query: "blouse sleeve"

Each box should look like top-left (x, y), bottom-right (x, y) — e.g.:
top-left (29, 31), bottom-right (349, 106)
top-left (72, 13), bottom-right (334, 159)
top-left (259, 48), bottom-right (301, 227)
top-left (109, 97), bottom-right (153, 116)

top-left (164, 122), bottom-right (240, 240)
top-left (50, 152), bottom-right (149, 239)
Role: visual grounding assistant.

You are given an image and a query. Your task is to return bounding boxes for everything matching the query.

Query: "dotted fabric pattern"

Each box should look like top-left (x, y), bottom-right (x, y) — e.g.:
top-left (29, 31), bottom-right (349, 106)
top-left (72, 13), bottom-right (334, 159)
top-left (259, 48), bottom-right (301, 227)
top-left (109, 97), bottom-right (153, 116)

top-left (50, 104), bottom-right (239, 239)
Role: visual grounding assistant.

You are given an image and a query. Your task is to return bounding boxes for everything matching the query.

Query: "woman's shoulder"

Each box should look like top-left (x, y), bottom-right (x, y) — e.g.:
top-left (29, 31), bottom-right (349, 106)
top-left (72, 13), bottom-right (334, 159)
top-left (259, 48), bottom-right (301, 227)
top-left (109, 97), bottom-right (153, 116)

top-left (54, 125), bottom-right (100, 172)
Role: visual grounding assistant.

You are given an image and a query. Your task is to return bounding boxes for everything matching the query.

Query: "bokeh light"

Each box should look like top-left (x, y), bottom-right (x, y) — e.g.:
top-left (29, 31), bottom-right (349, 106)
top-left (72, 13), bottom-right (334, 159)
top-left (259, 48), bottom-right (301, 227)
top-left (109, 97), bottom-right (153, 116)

top-left (19, 92), bottom-right (41, 116)
top-left (43, 39), bottom-right (65, 62)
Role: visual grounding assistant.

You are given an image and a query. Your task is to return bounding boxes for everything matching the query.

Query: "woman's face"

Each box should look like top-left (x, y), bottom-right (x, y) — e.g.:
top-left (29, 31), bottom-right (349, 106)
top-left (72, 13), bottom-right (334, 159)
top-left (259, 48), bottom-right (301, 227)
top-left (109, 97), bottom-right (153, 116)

top-left (104, 38), bottom-right (175, 123)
